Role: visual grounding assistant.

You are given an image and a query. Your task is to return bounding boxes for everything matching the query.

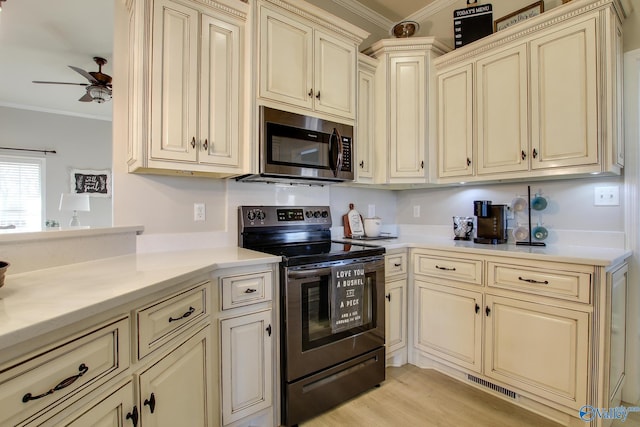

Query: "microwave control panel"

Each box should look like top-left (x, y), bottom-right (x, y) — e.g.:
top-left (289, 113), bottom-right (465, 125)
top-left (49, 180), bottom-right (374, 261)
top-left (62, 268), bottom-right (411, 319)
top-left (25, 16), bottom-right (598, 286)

top-left (341, 138), bottom-right (352, 171)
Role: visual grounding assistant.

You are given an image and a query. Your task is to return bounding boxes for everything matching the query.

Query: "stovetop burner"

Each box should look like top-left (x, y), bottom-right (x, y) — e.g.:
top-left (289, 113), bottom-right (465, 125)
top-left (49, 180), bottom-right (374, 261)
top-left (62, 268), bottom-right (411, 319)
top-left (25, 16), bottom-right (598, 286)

top-left (238, 205), bottom-right (385, 265)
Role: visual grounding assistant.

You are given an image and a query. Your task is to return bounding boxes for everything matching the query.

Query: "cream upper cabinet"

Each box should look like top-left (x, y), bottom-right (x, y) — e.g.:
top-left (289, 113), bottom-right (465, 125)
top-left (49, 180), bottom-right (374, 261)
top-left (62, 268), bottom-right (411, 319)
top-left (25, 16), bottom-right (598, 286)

top-left (127, 0), bottom-right (246, 177)
top-left (365, 38), bottom-right (448, 184)
top-left (437, 63), bottom-right (474, 179)
top-left (257, 0), bottom-right (367, 122)
top-left (530, 15), bottom-right (598, 170)
top-left (355, 54), bottom-right (377, 183)
top-left (435, 0), bottom-right (624, 184)
top-left (476, 44), bottom-right (529, 176)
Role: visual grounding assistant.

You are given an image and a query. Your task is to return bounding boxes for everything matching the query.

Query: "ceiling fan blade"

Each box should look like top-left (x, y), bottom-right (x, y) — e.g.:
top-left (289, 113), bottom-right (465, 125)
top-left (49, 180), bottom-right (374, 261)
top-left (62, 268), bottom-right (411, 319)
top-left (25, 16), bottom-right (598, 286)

top-left (68, 65), bottom-right (98, 84)
top-left (78, 92), bottom-right (94, 102)
top-left (32, 81), bottom-right (89, 86)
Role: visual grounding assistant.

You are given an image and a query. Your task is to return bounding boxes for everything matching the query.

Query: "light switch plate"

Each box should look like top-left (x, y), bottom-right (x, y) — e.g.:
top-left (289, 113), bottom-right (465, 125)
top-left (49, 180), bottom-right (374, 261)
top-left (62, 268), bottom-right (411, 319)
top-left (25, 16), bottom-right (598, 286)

top-left (594, 186), bottom-right (619, 206)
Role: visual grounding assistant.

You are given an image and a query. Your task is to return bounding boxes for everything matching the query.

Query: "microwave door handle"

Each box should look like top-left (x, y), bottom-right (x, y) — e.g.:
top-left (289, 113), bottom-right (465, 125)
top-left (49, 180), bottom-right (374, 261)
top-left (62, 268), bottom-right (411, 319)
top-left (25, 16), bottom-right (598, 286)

top-left (329, 128), bottom-right (343, 177)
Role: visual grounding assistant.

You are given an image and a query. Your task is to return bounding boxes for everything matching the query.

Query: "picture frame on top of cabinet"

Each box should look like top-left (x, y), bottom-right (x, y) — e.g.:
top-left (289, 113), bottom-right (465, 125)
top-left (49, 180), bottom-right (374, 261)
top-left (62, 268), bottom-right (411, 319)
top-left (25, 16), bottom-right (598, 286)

top-left (494, 1), bottom-right (544, 32)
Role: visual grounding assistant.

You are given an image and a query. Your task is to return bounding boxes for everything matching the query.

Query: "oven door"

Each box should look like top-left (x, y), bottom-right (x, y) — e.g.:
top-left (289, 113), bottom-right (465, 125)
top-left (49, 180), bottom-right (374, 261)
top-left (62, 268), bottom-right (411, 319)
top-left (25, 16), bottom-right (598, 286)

top-left (282, 256), bottom-right (385, 382)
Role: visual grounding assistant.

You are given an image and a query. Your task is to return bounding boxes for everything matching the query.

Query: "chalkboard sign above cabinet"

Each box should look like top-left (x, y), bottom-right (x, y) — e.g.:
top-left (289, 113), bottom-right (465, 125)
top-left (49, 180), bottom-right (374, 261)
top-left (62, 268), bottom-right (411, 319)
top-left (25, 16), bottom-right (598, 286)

top-left (453, 4), bottom-right (493, 49)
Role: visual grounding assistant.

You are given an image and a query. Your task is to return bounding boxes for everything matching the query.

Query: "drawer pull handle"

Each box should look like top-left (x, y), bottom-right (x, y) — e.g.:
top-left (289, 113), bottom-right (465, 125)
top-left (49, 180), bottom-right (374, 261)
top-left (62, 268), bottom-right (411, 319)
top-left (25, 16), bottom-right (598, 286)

top-left (245, 288), bottom-right (257, 294)
top-left (518, 276), bottom-right (549, 285)
top-left (393, 263), bottom-right (402, 267)
top-left (22, 363), bottom-right (89, 403)
top-left (126, 406), bottom-right (139, 427)
top-left (435, 265), bottom-right (456, 271)
top-left (144, 393), bottom-right (156, 414)
top-left (168, 306), bottom-right (195, 323)
top-left (386, 293), bottom-right (391, 302)
top-left (266, 324), bottom-right (272, 337)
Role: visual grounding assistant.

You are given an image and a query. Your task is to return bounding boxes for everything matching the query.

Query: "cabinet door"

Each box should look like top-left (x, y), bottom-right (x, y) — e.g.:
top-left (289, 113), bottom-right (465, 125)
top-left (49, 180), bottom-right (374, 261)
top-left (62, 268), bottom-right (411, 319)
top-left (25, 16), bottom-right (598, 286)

top-left (484, 295), bottom-right (589, 410)
top-left (199, 14), bottom-right (241, 167)
top-left (476, 44), bottom-right (529, 175)
top-left (259, 6), bottom-right (313, 109)
top-left (138, 327), bottom-right (212, 427)
top-left (32, 382), bottom-right (135, 427)
top-left (356, 63), bottom-right (375, 182)
top-left (389, 55), bottom-right (426, 181)
top-left (314, 30), bottom-right (356, 118)
top-left (609, 264), bottom-right (627, 407)
top-left (530, 16), bottom-right (598, 170)
top-left (150, 0), bottom-right (199, 163)
top-left (414, 280), bottom-right (482, 373)
top-left (385, 278), bottom-right (407, 355)
top-left (220, 310), bottom-right (273, 425)
top-left (437, 63), bottom-right (474, 179)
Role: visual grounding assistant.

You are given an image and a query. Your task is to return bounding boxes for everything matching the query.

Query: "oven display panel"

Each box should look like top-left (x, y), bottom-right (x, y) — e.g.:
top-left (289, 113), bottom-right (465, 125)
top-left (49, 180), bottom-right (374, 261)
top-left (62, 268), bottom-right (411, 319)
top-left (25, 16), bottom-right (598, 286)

top-left (277, 208), bottom-right (304, 222)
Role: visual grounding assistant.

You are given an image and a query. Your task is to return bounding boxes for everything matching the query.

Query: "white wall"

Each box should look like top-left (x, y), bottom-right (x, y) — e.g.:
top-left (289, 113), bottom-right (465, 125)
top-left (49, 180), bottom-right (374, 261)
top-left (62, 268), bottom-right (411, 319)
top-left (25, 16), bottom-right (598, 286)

top-left (0, 106), bottom-right (112, 227)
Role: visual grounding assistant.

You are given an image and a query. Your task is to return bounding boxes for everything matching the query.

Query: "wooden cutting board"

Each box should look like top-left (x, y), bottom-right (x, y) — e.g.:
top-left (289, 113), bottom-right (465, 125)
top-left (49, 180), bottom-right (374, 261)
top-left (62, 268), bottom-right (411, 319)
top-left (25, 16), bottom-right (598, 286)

top-left (342, 203), bottom-right (364, 238)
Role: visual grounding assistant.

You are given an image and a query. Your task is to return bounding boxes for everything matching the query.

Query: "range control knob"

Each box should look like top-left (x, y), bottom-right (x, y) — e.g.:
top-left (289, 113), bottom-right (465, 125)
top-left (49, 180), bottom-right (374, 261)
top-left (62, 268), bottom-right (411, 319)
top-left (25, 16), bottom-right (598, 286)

top-left (256, 210), bottom-right (266, 220)
top-left (305, 211), bottom-right (313, 218)
top-left (247, 211), bottom-right (256, 221)
top-left (321, 210), bottom-right (329, 218)
top-left (313, 211), bottom-right (321, 218)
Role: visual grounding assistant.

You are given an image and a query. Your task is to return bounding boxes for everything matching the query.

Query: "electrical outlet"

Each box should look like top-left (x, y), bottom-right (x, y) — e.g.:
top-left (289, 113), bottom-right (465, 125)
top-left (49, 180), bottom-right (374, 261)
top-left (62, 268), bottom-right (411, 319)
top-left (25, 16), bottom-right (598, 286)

top-left (194, 203), bottom-right (206, 221)
top-left (594, 186), bottom-right (619, 206)
top-left (413, 205), bottom-right (420, 218)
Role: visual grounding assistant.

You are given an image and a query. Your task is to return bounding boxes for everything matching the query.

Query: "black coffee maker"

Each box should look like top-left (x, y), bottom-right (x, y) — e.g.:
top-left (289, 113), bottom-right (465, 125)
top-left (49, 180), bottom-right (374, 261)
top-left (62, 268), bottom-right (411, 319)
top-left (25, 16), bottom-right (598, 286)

top-left (473, 200), bottom-right (508, 244)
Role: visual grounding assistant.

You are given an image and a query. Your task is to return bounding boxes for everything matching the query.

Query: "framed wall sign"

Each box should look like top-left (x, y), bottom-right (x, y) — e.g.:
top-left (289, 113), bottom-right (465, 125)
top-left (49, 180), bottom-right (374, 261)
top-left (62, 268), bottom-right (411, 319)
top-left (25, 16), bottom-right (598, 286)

top-left (70, 168), bottom-right (111, 197)
top-left (494, 1), bottom-right (544, 32)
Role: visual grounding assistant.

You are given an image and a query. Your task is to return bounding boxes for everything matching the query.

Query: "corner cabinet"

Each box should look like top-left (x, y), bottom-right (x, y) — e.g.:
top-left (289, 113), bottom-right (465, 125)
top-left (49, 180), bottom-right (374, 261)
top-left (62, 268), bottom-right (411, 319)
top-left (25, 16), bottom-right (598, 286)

top-left (435, 0), bottom-right (625, 184)
top-left (256, 0), bottom-right (368, 122)
top-left (126, 0), bottom-right (247, 177)
top-left (384, 249), bottom-right (408, 366)
top-left (364, 38), bottom-right (449, 184)
top-left (410, 248), bottom-right (629, 426)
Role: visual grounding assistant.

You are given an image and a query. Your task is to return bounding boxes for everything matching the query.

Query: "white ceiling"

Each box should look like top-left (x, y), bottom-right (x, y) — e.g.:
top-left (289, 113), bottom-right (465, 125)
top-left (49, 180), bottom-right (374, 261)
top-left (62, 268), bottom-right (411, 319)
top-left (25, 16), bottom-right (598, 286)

top-left (0, 0), bottom-right (436, 121)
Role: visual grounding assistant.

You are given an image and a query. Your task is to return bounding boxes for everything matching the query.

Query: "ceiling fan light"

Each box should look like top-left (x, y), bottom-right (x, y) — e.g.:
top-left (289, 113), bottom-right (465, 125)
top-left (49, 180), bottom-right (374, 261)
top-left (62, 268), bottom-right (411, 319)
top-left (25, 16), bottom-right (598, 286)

top-left (88, 85), bottom-right (111, 103)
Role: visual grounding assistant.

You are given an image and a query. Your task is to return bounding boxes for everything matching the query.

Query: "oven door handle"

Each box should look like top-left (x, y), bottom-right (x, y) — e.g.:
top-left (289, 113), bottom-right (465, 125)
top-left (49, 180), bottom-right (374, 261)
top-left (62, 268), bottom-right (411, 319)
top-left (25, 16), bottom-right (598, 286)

top-left (288, 267), bottom-right (333, 279)
top-left (287, 258), bottom-right (384, 279)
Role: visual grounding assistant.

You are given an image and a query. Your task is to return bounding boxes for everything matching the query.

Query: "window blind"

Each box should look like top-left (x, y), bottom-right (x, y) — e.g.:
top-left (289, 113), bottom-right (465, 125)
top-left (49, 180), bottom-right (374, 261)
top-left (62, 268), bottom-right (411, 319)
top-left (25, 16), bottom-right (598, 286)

top-left (0, 156), bottom-right (44, 230)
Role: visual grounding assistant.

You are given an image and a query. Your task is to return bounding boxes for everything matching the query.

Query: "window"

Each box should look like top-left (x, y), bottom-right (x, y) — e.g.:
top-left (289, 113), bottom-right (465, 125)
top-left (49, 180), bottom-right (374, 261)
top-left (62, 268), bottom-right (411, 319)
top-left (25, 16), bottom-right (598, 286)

top-left (0, 155), bottom-right (45, 230)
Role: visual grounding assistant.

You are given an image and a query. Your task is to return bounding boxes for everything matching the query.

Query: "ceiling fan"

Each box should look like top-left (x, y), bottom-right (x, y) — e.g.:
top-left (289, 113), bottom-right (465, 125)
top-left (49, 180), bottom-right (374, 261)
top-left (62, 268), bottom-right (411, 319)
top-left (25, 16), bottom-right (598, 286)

top-left (32, 57), bottom-right (113, 103)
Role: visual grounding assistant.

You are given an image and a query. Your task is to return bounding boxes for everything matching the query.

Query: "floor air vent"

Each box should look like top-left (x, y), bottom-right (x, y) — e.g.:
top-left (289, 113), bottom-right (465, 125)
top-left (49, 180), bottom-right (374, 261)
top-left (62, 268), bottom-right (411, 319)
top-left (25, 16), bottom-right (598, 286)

top-left (467, 374), bottom-right (517, 399)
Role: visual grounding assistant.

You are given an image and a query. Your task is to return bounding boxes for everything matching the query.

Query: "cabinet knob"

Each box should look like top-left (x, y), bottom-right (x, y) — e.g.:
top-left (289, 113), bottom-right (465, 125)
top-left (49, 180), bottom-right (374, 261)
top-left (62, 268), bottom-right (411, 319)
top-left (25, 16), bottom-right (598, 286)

top-left (126, 406), bottom-right (139, 427)
top-left (359, 160), bottom-right (364, 168)
top-left (475, 303), bottom-right (480, 314)
top-left (532, 148), bottom-right (538, 159)
top-left (308, 89), bottom-right (313, 98)
top-left (466, 158), bottom-right (471, 167)
top-left (316, 91), bottom-right (320, 99)
top-left (521, 150), bottom-right (527, 160)
top-left (144, 393), bottom-right (156, 414)
top-left (420, 160), bottom-right (424, 169)
top-left (266, 324), bottom-right (272, 336)
top-left (203, 139), bottom-right (208, 151)
top-left (191, 137), bottom-right (196, 149)
top-left (485, 306), bottom-right (491, 316)
top-left (385, 293), bottom-right (391, 302)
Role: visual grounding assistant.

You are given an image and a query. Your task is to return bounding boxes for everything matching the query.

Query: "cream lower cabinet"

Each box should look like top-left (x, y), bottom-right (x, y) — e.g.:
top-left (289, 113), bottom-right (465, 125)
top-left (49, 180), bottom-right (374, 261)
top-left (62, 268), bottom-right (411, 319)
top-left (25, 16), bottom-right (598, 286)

top-left (411, 248), bottom-right (628, 426)
top-left (484, 295), bottom-right (589, 411)
top-left (127, 0), bottom-right (246, 177)
top-left (414, 280), bottom-right (482, 374)
top-left (213, 266), bottom-right (277, 427)
top-left (385, 250), bottom-right (408, 366)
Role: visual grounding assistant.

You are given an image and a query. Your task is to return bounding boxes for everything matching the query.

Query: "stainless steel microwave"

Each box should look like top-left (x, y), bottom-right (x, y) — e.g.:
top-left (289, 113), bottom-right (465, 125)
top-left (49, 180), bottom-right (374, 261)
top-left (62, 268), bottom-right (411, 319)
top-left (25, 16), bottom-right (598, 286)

top-left (236, 107), bottom-right (354, 185)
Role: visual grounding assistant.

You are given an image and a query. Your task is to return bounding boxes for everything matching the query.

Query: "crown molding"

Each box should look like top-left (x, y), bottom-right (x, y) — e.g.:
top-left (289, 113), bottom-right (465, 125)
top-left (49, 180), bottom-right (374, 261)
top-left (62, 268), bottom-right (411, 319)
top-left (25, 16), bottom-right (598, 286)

top-left (331, 0), bottom-right (460, 32)
top-left (331, 0), bottom-right (393, 30)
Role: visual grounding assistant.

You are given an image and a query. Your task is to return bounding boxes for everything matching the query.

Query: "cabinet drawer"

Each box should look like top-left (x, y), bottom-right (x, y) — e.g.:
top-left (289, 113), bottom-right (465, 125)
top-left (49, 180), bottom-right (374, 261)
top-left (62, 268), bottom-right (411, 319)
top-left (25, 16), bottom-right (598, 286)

top-left (221, 271), bottom-right (272, 310)
top-left (413, 251), bottom-right (483, 285)
top-left (487, 262), bottom-right (592, 303)
top-left (0, 317), bottom-right (129, 426)
top-left (385, 252), bottom-right (407, 277)
top-left (137, 283), bottom-right (208, 359)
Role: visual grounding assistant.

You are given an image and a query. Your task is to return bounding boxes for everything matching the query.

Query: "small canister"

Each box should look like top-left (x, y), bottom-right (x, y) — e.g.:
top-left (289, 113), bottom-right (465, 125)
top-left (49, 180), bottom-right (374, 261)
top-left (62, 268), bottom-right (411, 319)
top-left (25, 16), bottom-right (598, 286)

top-left (453, 216), bottom-right (474, 241)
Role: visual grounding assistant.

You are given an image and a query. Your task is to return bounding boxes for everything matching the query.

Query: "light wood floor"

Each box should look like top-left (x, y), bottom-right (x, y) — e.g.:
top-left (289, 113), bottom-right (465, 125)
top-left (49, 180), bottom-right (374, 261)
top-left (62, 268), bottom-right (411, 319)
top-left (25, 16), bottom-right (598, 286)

top-left (301, 365), bottom-right (640, 427)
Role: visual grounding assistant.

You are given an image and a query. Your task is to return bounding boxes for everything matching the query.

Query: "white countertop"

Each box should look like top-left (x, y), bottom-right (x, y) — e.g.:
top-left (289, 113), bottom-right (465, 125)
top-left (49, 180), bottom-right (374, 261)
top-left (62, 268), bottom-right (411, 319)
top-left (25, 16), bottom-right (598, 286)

top-left (0, 248), bottom-right (280, 353)
top-left (336, 236), bottom-right (632, 268)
